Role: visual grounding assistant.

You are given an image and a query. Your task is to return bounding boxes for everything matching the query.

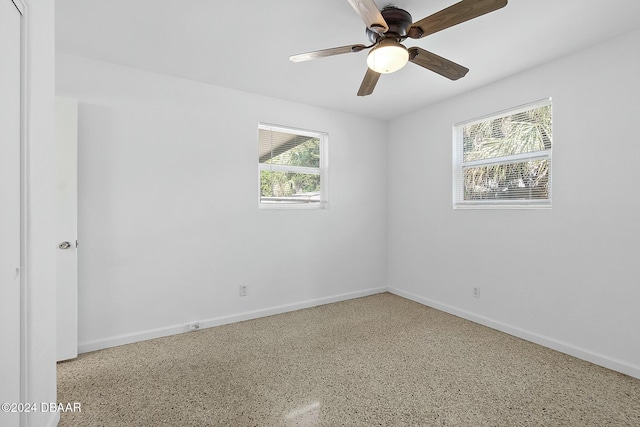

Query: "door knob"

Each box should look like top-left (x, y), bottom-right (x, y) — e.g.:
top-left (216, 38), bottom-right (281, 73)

top-left (58, 241), bottom-right (71, 250)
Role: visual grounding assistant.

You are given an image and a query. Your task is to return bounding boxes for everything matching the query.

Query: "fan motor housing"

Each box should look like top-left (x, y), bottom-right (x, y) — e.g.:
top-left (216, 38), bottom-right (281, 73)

top-left (366, 7), bottom-right (413, 42)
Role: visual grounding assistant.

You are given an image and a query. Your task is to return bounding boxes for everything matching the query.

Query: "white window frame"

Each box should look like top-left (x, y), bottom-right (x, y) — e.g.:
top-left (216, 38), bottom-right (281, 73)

top-left (452, 98), bottom-right (552, 209)
top-left (258, 123), bottom-right (328, 210)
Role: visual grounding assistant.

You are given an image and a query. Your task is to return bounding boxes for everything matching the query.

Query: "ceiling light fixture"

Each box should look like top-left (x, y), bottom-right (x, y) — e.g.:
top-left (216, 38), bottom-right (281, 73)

top-left (366, 38), bottom-right (409, 74)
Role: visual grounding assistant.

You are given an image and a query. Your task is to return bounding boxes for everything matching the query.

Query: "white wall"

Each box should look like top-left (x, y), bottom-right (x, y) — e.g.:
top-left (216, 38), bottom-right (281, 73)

top-left (387, 29), bottom-right (640, 378)
top-left (24, 0), bottom-right (58, 426)
top-left (56, 54), bottom-right (388, 351)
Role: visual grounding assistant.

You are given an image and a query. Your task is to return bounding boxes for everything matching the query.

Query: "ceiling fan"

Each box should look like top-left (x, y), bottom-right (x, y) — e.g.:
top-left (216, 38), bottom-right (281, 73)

top-left (289, 0), bottom-right (508, 96)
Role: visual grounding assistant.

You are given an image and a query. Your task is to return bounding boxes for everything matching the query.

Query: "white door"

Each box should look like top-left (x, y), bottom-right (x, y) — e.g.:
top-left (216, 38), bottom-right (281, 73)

top-left (56, 97), bottom-right (78, 361)
top-left (0, 0), bottom-right (23, 425)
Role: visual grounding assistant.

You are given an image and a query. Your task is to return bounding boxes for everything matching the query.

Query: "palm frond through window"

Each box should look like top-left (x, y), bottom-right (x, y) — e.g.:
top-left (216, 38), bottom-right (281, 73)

top-left (454, 99), bottom-right (552, 208)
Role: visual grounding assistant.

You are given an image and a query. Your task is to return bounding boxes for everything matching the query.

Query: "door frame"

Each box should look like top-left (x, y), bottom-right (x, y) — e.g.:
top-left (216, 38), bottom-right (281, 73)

top-left (13, 0), bottom-right (30, 422)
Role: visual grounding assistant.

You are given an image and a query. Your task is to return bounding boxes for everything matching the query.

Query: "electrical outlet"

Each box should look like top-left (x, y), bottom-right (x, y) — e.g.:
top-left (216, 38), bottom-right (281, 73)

top-left (473, 287), bottom-right (481, 298)
top-left (239, 285), bottom-right (247, 297)
top-left (189, 322), bottom-right (200, 331)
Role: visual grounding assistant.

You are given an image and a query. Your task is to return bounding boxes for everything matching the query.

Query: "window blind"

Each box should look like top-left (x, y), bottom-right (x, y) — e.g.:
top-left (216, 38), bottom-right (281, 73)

top-left (453, 98), bottom-right (552, 208)
top-left (259, 129), bottom-right (318, 166)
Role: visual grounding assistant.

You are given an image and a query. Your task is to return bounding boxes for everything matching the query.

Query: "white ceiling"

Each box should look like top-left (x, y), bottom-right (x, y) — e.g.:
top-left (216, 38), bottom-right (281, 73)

top-left (56, 0), bottom-right (640, 121)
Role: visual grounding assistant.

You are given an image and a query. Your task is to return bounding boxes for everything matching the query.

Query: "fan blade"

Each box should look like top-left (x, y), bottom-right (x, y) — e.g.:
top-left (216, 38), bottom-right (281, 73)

top-left (289, 44), bottom-right (368, 62)
top-left (357, 68), bottom-right (381, 96)
top-left (407, 0), bottom-right (507, 39)
top-left (347, 0), bottom-right (389, 34)
top-left (408, 47), bottom-right (469, 80)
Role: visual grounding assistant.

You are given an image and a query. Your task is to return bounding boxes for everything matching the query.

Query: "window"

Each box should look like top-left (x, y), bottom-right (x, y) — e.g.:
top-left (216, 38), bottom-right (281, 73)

top-left (453, 98), bottom-right (552, 208)
top-left (258, 123), bottom-right (328, 209)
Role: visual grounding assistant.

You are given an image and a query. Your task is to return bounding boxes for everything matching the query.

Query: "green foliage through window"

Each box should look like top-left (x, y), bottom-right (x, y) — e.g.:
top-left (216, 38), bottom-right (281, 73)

top-left (265, 138), bottom-right (320, 168)
top-left (260, 171), bottom-right (320, 199)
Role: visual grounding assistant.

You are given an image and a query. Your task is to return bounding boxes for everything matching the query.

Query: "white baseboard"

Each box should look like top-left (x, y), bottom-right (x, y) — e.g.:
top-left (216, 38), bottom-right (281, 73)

top-left (77, 286), bottom-right (640, 380)
top-left (78, 287), bottom-right (387, 354)
top-left (388, 287), bottom-right (640, 380)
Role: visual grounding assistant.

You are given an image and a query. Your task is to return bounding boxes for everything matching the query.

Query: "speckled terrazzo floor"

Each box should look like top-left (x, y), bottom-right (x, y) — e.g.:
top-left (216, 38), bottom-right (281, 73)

top-left (57, 293), bottom-right (640, 426)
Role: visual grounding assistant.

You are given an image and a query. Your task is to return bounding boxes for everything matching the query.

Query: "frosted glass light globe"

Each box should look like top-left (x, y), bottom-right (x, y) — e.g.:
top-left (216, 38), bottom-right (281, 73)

top-left (366, 40), bottom-right (409, 74)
